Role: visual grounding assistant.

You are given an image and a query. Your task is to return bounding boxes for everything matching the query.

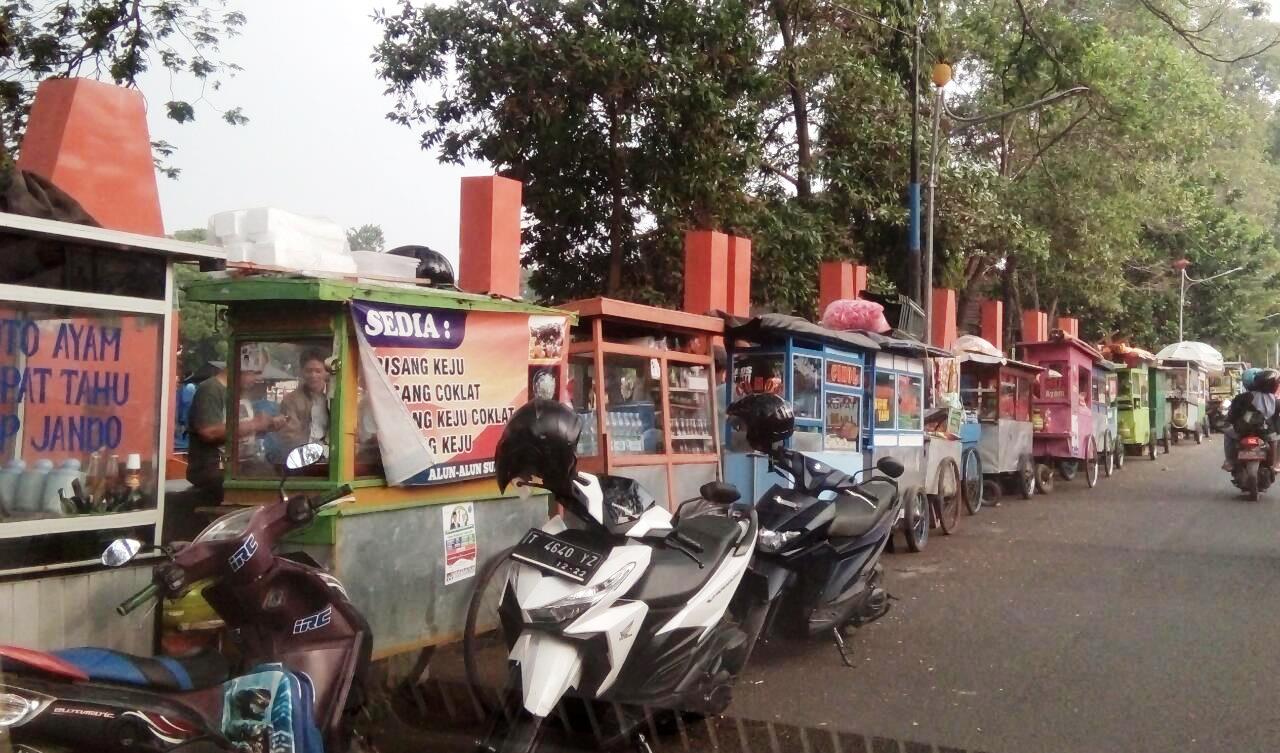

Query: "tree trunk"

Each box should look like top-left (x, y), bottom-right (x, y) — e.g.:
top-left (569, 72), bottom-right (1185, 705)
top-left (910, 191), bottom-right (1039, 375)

top-left (957, 256), bottom-right (988, 334)
top-left (772, 0), bottom-right (812, 198)
top-left (605, 96), bottom-right (626, 295)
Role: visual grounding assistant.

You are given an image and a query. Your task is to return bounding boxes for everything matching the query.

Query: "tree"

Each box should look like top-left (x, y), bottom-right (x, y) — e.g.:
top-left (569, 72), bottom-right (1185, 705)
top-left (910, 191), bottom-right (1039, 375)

top-left (346, 224), bottom-right (385, 253)
top-left (0, 1), bottom-right (248, 178)
top-left (171, 228), bottom-right (225, 375)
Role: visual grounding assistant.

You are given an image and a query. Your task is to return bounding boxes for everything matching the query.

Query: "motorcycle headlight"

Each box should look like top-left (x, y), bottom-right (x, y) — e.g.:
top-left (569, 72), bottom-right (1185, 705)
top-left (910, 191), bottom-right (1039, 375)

top-left (0, 691), bottom-right (51, 728)
top-left (526, 562), bottom-right (636, 624)
top-left (758, 529), bottom-right (801, 553)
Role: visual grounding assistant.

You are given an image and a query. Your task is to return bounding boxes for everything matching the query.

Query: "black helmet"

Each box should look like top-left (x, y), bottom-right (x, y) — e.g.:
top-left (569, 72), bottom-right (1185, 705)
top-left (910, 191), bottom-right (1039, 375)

top-left (726, 393), bottom-right (795, 452)
top-left (1255, 368), bottom-right (1280, 394)
top-left (495, 399), bottom-right (581, 498)
top-left (388, 245), bottom-right (458, 288)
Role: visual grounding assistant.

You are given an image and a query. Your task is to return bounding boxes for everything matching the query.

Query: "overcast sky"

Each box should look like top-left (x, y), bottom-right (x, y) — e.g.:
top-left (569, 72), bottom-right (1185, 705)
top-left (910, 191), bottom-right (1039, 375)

top-left (141, 0), bottom-right (474, 266)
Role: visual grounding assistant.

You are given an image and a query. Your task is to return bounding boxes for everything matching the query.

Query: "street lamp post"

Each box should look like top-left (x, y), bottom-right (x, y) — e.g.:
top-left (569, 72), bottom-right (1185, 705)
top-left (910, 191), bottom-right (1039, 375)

top-left (1174, 260), bottom-right (1244, 342)
top-left (923, 62), bottom-right (950, 340)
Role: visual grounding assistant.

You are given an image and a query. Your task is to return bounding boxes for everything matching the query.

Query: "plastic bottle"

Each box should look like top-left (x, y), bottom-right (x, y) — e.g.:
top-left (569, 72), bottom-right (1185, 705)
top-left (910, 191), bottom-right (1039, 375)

top-left (0, 459), bottom-right (26, 514)
top-left (43, 458), bottom-right (85, 515)
top-left (14, 459), bottom-right (54, 514)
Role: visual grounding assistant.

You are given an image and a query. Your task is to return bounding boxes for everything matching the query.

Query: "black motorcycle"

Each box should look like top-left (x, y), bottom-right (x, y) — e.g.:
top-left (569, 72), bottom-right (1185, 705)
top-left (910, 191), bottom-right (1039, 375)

top-left (727, 395), bottom-right (904, 665)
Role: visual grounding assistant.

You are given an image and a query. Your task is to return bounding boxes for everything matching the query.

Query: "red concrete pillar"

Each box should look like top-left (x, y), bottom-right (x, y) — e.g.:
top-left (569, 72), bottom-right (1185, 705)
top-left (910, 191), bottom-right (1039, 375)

top-left (1057, 317), bottom-right (1079, 338)
top-left (17, 78), bottom-right (163, 235)
top-left (981, 300), bottom-right (1004, 352)
top-left (818, 262), bottom-right (869, 316)
top-left (683, 230), bottom-right (729, 315)
top-left (1022, 310), bottom-right (1048, 342)
top-left (726, 235), bottom-right (752, 317)
top-left (931, 288), bottom-right (957, 349)
top-left (458, 175), bottom-right (522, 298)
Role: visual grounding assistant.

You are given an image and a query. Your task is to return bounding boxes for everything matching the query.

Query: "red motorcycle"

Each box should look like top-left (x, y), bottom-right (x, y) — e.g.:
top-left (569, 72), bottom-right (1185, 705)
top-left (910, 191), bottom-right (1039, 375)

top-left (0, 443), bottom-right (371, 752)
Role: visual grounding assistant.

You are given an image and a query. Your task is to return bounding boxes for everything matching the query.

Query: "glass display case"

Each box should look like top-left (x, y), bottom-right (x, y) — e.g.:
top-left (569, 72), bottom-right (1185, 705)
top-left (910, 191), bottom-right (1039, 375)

top-left (558, 298), bottom-right (725, 508)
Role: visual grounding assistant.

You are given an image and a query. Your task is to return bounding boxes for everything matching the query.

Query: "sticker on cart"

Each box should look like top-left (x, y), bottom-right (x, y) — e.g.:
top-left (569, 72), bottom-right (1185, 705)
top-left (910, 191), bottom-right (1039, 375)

top-left (442, 502), bottom-right (478, 585)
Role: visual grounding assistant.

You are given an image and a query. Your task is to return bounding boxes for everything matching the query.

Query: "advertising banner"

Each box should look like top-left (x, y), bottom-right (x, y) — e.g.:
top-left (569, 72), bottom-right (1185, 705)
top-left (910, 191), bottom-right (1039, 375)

top-left (442, 501), bottom-right (477, 585)
top-left (351, 300), bottom-right (567, 486)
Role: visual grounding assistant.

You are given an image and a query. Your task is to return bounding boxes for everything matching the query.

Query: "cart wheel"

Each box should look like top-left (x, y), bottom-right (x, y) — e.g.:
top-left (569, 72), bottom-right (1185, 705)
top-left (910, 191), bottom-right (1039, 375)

top-left (1115, 441), bottom-right (1125, 470)
top-left (935, 458), bottom-right (962, 535)
top-left (1035, 463), bottom-right (1055, 494)
top-left (983, 479), bottom-right (1002, 506)
top-left (1161, 432), bottom-right (1171, 453)
top-left (903, 486), bottom-right (929, 553)
top-left (1056, 459), bottom-right (1079, 482)
top-left (1195, 427), bottom-right (1203, 445)
top-left (1102, 435), bottom-right (1115, 478)
top-left (1148, 437), bottom-right (1157, 460)
top-left (1085, 436), bottom-right (1100, 488)
top-left (961, 448), bottom-right (983, 515)
top-left (1018, 454), bottom-right (1037, 499)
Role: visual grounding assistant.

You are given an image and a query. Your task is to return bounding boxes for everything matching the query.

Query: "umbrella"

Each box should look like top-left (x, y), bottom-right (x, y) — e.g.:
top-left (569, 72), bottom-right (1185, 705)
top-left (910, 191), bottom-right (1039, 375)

top-left (1155, 341), bottom-right (1225, 373)
top-left (952, 334), bottom-right (1004, 364)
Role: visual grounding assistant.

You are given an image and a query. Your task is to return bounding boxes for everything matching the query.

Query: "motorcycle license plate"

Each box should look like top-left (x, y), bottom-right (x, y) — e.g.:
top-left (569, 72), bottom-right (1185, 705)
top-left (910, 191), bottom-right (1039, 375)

top-left (1238, 449), bottom-right (1268, 461)
top-left (510, 529), bottom-right (605, 585)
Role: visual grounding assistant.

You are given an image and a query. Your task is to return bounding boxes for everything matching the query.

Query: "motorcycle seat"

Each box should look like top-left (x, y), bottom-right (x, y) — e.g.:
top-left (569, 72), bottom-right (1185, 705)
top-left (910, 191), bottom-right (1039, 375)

top-left (828, 479), bottom-right (898, 539)
top-left (50, 647), bottom-right (230, 691)
top-left (630, 514), bottom-right (744, 610)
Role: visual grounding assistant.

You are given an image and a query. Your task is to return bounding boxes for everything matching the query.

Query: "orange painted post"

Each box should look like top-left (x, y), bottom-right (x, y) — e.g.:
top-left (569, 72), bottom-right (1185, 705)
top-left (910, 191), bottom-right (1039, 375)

top-left (818, 262), bottom-right (852, 316)
top-left (931, 288), bottom-right (957, 349)
top-left (17, 78), bottom-right (163, 235)
top-left (981, 300), bottom-right (1004, 352)
top-left (726, 235), bottom-right (752, 317)
top-left (1022, 310), bottom-right (1048, 342)
top-left (458, 175), bottom-right (523, 298)
top-left (1057, 317), bottom-right (1079, 339)
top-left (683, 230), bottom-right (728, 315)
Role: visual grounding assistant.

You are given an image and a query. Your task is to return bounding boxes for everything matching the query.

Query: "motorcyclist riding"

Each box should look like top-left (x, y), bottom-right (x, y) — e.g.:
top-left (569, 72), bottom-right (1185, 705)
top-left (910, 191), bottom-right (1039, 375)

top-left (1222, 367), bottom-right (1280, 471)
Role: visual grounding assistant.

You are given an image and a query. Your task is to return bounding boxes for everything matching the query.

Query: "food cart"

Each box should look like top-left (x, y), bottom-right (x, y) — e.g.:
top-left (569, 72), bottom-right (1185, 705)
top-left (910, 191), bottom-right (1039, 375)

top-left (184, 274), bottom-right (571, 660)
top-left (1019, 330), bottom-right (1104, 493)
top-left (1111, 348), bottom-right (1159, 460)
top-left (954, 335), bottom-right (1040, 502)
top-left (557, 298), bottom-right (723, 508)
top-left (1163, 360), bottom-right (1210, 444)
top-left (1149, 364), bottom-right (1175, 454)
top-left (1091, 360), bottom-right (1122, 476)
top-left (721, 313), bottom-right (877, 507)
top-left (1209, 361), bottom-right (1247, 432)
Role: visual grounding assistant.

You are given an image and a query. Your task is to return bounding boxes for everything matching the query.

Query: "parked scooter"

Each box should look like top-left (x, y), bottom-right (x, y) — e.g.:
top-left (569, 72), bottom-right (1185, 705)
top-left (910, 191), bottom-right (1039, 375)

top-left (0, 443), bottom-right (371, 753)
top-left (725, 394), bottom-right (904, 666)
top-left (478, 399), bottom-right (760, 753)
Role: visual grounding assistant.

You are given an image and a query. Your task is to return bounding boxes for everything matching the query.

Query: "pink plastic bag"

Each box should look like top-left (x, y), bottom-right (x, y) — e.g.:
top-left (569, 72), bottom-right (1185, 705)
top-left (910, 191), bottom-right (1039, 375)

top-left (821, 298), bottom-right (891, 333)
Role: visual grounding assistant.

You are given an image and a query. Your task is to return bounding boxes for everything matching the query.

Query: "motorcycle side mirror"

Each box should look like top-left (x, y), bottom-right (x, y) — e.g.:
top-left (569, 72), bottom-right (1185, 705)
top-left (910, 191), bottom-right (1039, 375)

top-left (101, 538), bottom-right (143, 567)
top-left (876, 456), bottom-right (906, 479)
top-left (285, 442), bottom-right (329, 471)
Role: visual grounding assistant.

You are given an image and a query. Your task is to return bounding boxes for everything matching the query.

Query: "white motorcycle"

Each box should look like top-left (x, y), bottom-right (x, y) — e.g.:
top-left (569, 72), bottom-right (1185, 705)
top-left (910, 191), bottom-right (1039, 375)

top-left (478, 400), bottom-right (760, 753)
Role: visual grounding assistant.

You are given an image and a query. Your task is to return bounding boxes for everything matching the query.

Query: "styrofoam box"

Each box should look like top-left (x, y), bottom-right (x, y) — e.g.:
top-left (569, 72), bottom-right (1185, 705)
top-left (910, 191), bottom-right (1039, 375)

top-left (353, 250), bottom-right (417, 279)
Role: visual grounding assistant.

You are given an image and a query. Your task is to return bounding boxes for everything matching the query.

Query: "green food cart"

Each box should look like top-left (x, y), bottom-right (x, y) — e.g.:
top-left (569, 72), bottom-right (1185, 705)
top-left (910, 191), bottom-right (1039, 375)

top-left (1149, 364), bottom-right (1174, 454)
top-left (185, 274), bottom-right (572, 662)
top-left (1115, 350), bottom-right (1157, 460)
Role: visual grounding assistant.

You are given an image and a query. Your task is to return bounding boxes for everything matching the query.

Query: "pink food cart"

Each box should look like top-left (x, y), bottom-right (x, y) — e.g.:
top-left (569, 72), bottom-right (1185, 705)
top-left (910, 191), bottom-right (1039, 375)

top-left (1017, 330), bottom-right (1105, 493)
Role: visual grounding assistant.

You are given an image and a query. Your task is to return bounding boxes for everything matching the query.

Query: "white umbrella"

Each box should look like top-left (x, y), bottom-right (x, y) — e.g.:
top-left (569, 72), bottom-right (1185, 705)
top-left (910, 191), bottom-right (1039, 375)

top-left (1155, 341), bottom-right (1225, 373)
top-left (952, 334), bottom-right (1005, 364)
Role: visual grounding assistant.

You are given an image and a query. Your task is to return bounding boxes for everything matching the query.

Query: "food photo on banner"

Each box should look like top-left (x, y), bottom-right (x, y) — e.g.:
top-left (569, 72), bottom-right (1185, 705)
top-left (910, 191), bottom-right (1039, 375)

top-left (350, 300), bottom-right (568, 486)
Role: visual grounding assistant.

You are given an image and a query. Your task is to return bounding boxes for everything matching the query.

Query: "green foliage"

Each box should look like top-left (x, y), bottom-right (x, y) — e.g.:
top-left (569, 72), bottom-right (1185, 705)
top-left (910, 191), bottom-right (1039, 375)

top-left (346, 224), bottom-right (385, 253)
top-left (375, 0), bottom-right (1280, 357)
top-left (0, 1), bottom-right (248, 177)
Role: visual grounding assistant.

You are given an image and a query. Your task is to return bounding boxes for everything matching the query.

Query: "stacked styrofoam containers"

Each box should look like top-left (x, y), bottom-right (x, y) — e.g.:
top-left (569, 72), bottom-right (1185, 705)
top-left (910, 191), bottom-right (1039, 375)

top-left (208, 208), bottom-right (358, 275)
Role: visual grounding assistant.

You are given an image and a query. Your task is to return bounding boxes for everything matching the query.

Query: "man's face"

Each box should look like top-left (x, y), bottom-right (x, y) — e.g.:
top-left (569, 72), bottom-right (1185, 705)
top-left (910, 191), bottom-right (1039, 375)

top-left (302, 359), bottom-right (329, 394)
top-left (239, 369), bottom-right (262, 390)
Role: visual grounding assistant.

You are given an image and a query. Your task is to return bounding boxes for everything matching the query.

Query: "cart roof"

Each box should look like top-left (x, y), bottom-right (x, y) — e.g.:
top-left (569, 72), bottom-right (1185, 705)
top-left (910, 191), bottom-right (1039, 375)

top-left (559, 297), bottom-right (723, 334)
top-left (0, 210), bottom-right (223, 262)
top-left (864, 331), bottom-right (953, 358)
top-left (185, 274), bottom-right (573, 318)
top-left (724, 313), bottom-right (881, 353)
top-left (1016, 330), bottom-right (1103, 361)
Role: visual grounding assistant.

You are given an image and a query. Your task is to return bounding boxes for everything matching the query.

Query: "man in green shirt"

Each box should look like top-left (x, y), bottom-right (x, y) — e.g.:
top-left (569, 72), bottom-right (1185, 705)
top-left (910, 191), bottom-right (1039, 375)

top-left (186, 362), bottom-right (283, 493)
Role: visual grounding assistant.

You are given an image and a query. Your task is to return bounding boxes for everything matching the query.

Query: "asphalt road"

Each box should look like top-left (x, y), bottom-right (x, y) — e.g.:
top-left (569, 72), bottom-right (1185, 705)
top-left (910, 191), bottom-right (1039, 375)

top-left (726, 438), bottom-right (1280, 753)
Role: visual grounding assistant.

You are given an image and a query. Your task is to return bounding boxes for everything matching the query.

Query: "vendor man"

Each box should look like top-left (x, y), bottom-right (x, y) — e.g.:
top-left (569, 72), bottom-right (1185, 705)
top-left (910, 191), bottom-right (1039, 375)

top-left (279, 348), bottom-right (332, 450)
top-left (187, 360), bottom-right (286, 493)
